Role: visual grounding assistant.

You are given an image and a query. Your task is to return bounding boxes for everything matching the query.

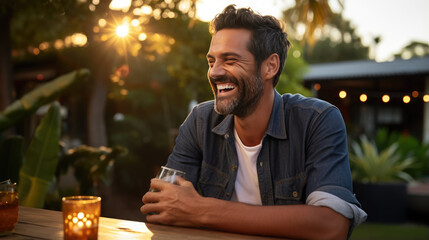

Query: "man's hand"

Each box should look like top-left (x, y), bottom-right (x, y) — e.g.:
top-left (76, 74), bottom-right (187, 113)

top-left (140, 177), bottom-right (205, 227)
top-left (141, 179), bottom-right (349, 239)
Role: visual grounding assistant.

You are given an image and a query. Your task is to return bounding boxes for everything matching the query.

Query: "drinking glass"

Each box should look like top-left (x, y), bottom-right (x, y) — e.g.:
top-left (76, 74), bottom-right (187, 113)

top-left (62, 196), bottom-right (101, 240)
top-left (150, 166), bottom-right (185, 192)
top-left (0, 180), bottom-right (18, 236)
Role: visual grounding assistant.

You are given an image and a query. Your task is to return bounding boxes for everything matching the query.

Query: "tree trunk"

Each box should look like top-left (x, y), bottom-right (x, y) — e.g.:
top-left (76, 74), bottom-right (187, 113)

top-left (0, 13), bottom-right (13, 111)
top-left (87, 75), bottom-right (108, 147)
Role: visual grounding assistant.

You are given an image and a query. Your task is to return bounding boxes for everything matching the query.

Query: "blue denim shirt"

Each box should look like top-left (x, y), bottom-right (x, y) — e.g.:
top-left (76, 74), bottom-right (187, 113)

top-left (167, 91), bottom-right (361, 207)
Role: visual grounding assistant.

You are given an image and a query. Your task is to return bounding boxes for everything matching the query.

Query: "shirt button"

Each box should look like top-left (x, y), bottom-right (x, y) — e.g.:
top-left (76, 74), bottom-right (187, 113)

top-left (292, 191), bottom-right (298, 198)
top-left (226, 192), bottom-right (231, 197)
top-left (225, 134), bottom-right (229, 139)
top-left (232, 165), bottom-right (237, 171)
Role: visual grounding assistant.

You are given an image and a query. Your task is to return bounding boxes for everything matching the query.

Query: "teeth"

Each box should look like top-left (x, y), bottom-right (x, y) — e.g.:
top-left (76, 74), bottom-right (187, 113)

top-left (217, 84), bottom-right (235, 90)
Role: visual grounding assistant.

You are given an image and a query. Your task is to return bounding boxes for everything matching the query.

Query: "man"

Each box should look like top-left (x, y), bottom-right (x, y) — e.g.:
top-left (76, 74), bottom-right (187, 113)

top-left (141, 5), bottom-right (366, 239)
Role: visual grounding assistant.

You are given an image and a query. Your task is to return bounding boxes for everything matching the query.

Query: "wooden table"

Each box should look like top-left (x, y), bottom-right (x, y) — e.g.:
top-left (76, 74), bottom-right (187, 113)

top-left (5, 206), bottom-right (283, 239)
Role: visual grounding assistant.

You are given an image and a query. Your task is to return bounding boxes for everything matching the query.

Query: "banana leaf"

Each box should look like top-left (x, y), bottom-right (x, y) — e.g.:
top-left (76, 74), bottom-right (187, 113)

top-left (0, 68), bottom-right (90, 132)
top-left (18, 102), bottom-right (61, 208)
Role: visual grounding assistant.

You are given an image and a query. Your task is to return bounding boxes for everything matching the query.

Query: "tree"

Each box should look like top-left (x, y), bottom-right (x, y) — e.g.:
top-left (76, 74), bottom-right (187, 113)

top-left (0, 0), bottom-right (204, 148)
top-left (301, 13), bottom-right (369, 63)
top-left (283, 0), bottom-right (343, 45)
top-left (394, 41), bottom-right (429, 60)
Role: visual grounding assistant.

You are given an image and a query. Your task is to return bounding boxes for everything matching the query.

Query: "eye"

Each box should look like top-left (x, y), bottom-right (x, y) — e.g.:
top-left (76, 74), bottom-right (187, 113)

top-left (207, 59), bottom-right (215, 68)
top-left (225, 58), bottom-right (237, 65)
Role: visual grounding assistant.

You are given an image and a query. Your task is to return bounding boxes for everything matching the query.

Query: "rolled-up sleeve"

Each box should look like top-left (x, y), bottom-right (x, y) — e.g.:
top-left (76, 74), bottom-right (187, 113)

top-left (307, 191), bottom-right (367, 238)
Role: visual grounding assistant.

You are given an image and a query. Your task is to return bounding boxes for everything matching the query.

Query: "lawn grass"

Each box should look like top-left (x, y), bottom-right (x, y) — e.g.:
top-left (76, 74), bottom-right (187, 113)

top-left (351, 222), bottom-right (429, 240)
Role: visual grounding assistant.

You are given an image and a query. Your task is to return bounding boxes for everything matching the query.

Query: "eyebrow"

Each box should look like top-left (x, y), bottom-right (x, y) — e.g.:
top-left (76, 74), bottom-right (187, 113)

top-left (206, 52), bottom-right (242, 59)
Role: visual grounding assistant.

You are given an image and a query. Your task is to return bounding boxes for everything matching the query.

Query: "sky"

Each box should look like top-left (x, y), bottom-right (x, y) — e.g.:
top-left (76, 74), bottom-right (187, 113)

top-left (196, 0), bottom-right (429, 62)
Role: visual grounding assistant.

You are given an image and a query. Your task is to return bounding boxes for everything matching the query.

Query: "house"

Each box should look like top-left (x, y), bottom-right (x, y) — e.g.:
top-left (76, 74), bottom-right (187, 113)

top-left (303, 57), bottom-right (429, 142)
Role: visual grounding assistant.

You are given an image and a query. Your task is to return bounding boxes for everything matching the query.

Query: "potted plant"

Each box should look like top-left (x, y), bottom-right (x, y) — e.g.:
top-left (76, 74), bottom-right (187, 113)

top-left (0, 69), bottom-right (89, 208)
top-left (349, 135), bottom-right (415, 223)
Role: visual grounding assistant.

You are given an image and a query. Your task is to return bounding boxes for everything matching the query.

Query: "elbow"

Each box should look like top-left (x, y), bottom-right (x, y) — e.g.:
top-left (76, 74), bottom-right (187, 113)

top-left (322, 215), bottom-right (350, 240)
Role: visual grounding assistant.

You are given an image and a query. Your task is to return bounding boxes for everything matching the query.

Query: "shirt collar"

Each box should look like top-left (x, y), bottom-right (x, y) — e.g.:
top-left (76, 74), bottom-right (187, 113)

top-left (211, 91), bottom-right (287, 140)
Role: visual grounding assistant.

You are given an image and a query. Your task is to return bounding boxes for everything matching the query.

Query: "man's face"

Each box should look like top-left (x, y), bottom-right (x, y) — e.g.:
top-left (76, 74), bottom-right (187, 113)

top-left (206, 28), bottom-right (264, 117)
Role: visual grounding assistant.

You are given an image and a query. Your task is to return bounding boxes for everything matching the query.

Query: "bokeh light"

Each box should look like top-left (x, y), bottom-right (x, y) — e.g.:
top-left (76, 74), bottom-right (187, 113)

top-left (313, 83), bottom-right (321, 91)
top-left (359, 94), bottom-right (367, 102)
top-left (339, 90), bottom-right (347, 99)
top-left (403, 95), bottom-right (411, 104)
top-left (71, 33), bottom-right (88, 46)
top-left (382, 94), bottom-right (390, 103)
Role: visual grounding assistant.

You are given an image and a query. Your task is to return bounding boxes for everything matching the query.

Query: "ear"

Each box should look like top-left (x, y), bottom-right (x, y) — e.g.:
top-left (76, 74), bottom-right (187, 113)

top-left (261, 53), bottom-right (280, 81)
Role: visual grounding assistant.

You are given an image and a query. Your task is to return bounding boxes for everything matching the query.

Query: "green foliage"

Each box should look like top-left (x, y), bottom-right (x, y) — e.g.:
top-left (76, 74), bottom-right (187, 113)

top-left (375, 128), bottom-right (429, 179)
top-left (301, 13), bottom-right (369, 63)
top-left (394, 41), bottom-right (429, 59)
top-left (351, 223), bottom-right (429, 240)
top-left (56, 145), bottom-right (128, 195)
top-left (0, 69), bottom-right (90, 132)
top-left (0, 69), bottom-right (90, 208)
top-left (0, 135), bottom-right (24, 183)
top-left (18, 102), bottom-right (61, 208)
top-left (349, 135), bottom-right (415, 183)
top-left (276, 42), bottom-right (311, 96)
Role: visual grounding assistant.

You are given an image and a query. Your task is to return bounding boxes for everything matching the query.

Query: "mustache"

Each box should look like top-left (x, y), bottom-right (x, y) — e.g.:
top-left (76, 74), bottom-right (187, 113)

top-left (209, 75), bottom-right (238, 85)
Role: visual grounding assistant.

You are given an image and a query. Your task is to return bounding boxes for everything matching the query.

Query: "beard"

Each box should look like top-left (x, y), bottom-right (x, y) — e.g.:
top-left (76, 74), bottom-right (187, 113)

top-left (210, 72), bottom-right (264, 118)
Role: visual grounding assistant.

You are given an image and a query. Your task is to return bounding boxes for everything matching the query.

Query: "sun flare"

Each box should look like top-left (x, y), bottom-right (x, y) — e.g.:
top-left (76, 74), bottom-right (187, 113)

top-left (116, 24), bottom-right (129, 37)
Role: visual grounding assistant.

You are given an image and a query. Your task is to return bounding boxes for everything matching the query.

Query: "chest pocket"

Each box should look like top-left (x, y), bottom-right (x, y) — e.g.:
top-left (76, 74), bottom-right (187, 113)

top-left (274, 173), bottom-right (307, 205)
top-left (198, 161), bottom-right (229, 199)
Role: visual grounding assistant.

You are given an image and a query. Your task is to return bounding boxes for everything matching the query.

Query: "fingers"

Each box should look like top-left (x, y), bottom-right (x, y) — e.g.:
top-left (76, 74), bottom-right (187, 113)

top-left (140, 202), bottom-right (160, 215)
top-left (149, 178), bottom-right (167, 191)
top-left (175, 176), bottom-right (194, 187)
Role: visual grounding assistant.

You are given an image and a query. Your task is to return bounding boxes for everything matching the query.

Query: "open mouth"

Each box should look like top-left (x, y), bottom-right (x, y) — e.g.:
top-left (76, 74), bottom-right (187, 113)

top-left (217, 83), bottom-right (236, 94)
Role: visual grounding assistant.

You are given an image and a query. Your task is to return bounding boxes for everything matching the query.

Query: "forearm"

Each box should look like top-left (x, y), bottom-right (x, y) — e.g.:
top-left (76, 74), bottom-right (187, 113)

top-left (197, 197), bottom-right (349, 240)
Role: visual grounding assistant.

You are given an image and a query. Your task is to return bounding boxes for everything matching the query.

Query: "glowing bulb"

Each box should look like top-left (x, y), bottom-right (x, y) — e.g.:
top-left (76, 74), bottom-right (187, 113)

top-left (360, 94), bottom-right (367, 102)
top-left (339, 90), bottom-right (347, 99)
top-left (382, 95), bottom-right (390, 103)
top-left (412, 90), bottom-right (419, 98)
top-left (403, 95), bottom-right (411, 104)
top-left (116, 24), bottom-right (129, 37)
top-left (313, 83), bottom-right (321, 91)
top-left (423, 95), bottom-right (429, 102)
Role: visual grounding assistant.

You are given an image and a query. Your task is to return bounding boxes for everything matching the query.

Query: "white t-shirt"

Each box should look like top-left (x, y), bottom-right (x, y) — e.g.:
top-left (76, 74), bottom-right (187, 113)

top-left (230, 128), bottom-right (263, 205)
top-left (230, 129), bottom-right (367, 226)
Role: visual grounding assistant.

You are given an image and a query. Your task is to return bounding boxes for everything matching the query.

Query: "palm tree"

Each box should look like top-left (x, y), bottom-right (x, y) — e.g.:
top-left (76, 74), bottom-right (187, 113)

top-left (283, 0), bottom-right (343, 45)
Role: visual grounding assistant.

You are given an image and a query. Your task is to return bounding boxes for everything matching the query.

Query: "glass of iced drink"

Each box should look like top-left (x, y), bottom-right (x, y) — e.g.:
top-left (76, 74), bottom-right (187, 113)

top-left (0, 179), bottom-right (18, 236)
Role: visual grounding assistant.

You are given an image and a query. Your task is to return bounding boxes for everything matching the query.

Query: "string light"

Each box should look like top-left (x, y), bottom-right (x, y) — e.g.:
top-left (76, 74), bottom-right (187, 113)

top-left (423, 95), bottom-right (429, 103)
top-left (382, 95), bottom-right (390, 103)
top-left (403, 95), bottom-right (411, 104)
top-left (339, 90), bottom-right (347, 99)
top-left (313, 83), bottom-right (321, 91)
top-left (359, 94), bottom-right (367, 102)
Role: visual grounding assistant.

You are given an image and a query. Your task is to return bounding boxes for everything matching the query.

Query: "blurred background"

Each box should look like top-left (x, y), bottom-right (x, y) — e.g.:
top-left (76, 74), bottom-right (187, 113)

top-left (0, 0), bottom-right (428, 238)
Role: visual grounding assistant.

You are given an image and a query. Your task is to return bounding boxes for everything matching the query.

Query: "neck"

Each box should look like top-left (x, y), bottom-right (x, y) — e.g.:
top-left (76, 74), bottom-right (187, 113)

top-left (234, 88), bottom-right (275, 147)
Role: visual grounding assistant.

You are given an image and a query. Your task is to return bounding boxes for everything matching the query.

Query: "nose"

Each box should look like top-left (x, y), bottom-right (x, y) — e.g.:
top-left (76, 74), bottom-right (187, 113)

top-left (208, 61), bottom-right (226, 80)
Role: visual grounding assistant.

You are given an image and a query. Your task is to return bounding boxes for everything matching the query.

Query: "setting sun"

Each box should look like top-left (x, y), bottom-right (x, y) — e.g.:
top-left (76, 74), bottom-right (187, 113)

top-left (116, 24), bottom-right (129, 37)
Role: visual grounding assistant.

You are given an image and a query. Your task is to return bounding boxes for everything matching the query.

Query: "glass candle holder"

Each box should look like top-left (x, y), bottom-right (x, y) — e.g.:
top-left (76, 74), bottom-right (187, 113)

top-left (0, 180), bottom-right (18, 236)
top-left (62, 196), bottom-right (101, 240)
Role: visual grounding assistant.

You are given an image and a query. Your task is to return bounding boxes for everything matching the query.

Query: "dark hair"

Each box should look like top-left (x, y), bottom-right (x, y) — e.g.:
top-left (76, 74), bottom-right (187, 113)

top-left (210, 5), bottom-right (291, 86)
